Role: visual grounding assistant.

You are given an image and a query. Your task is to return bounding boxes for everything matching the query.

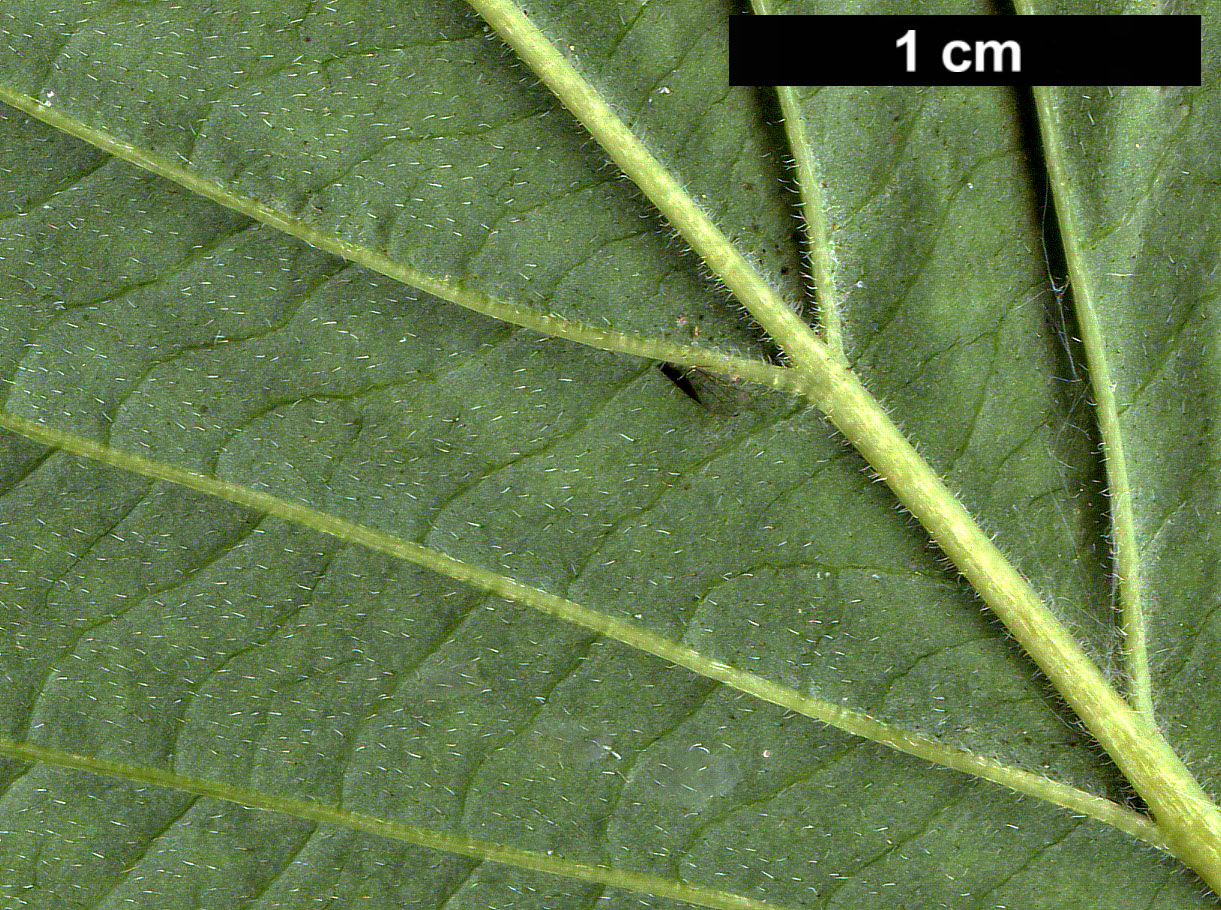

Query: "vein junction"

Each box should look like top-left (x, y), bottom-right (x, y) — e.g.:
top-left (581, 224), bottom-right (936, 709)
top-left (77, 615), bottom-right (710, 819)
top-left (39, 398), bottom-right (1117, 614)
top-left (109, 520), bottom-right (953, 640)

top-left (0, 408), bottom-right (1168, 853)
top-left (462, 0), bottom-right (1221, 891)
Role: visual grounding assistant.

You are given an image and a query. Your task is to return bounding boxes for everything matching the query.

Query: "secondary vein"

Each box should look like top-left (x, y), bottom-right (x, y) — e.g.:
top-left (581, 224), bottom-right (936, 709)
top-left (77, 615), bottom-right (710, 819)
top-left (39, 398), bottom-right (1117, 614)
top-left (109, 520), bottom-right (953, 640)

top-left (0, 83), bottom-right (780, 396)
top-left (748, 0), bottom-right (846, 362)
top-left (0, 409), bottom-right (1167, 851)
top-left (0, 737), bottom-right (790, 910)
top-left (1030, 85), bottom-right (1152, 720)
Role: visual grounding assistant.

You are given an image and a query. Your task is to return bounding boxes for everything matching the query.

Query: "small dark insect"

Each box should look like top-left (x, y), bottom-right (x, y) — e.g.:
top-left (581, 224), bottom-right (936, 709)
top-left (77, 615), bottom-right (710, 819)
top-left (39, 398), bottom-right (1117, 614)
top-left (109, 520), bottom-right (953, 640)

top-left (657, 361), bottom-right (703, 406)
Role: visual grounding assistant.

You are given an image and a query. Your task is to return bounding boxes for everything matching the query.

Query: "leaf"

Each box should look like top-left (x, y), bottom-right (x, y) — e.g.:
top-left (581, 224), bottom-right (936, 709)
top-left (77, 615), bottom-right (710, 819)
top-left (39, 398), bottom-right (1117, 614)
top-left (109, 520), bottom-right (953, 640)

top-left (0, 1), bottom-right (1218, 908)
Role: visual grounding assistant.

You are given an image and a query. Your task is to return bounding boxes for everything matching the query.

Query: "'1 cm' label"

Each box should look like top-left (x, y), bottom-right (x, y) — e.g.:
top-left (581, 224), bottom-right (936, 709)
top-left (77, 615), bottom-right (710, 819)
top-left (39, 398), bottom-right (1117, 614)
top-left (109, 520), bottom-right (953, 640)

top-left (896, 29), bottom-right (1021, 74)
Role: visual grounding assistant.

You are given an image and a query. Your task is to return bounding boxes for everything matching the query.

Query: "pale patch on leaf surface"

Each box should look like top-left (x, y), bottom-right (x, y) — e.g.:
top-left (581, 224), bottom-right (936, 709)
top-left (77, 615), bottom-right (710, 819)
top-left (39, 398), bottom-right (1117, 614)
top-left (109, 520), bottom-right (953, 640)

top-left (0, 1), bottom-right (1219, 908)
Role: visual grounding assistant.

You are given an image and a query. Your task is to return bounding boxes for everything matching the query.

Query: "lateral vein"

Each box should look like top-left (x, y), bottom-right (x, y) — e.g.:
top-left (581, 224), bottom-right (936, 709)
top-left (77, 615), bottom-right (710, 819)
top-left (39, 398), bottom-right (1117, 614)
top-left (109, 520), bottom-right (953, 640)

top-left (0, 736), bottom-right (791, 910)
top-left (0, 409), bottom-right (1163, 850)
top-left (748, 0), bottom-right (846, 362)
top-left (1030, 85), bottom-right (1151, 720)
top-left (0, 84), bottom-right (776, 393)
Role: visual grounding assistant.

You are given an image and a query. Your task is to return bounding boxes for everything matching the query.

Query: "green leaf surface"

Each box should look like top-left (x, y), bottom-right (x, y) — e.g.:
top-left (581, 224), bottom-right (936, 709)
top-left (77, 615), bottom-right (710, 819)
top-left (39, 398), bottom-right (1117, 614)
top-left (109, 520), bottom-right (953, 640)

top-left (0, 1), bottom-right (1218, 908)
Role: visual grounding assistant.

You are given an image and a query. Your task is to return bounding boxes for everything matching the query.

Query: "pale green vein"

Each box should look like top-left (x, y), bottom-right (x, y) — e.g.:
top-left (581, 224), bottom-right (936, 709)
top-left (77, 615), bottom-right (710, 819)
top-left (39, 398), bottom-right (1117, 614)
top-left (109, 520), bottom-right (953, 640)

top-left (461, 0), bottom-right (830, 371)
top-left (0, 84), bottom-right (777, 394)
top-left (0, 737), bottom-right (785, 910)
top-left (1029, 84), bottom-right (1151, 720)
top-left (5, 25), bottom-right (1218, 891)
top-left (468, 0), bottom-right (1221, 888)
top-left (0, 409), bottom-right (1168, 852)
top-left (747, 0), bottom-right (845, 363)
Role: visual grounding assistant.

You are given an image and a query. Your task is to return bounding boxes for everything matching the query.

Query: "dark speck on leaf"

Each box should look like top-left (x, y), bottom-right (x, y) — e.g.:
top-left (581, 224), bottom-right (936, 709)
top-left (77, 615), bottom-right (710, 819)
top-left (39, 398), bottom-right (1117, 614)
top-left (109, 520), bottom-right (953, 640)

top-left (658, 362), bottom-right (702, 405)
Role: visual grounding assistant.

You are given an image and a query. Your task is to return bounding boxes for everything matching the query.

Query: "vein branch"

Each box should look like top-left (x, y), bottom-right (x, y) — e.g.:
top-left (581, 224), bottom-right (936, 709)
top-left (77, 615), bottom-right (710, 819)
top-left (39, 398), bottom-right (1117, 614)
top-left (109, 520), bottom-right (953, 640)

top-left (748, 0), bottom-right (846, 362)
top-left (1030, 85), bottom-right (1151, 720)
top-left (0, 409), bottom-right (1163, 850)
top-left (0, 737), bottom-right (790, 910)
top-left (461, 0), bottom-right (830, 370)
top-left (789, 362), bottom-right (1221, 891)
top-left (0, 84), bottom-right (777, 392)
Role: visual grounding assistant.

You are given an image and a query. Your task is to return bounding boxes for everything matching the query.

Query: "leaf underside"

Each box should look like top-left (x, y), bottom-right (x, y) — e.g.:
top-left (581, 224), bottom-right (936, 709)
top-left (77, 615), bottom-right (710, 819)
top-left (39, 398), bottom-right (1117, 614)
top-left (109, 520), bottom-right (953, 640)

top-left (0, 2), bottom-right (1219, 909)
